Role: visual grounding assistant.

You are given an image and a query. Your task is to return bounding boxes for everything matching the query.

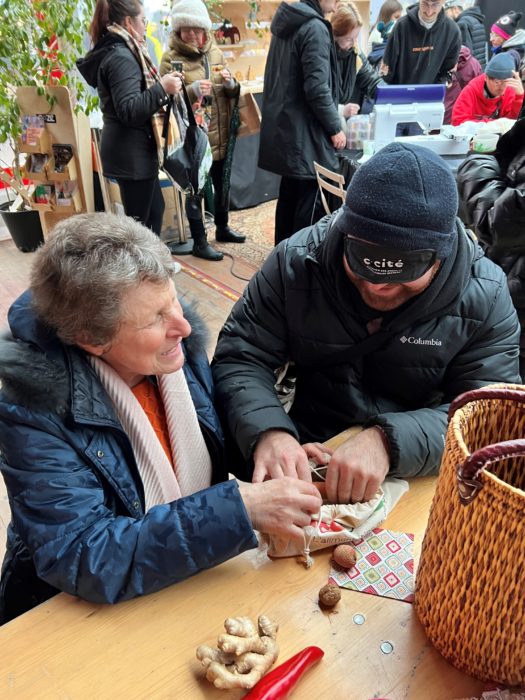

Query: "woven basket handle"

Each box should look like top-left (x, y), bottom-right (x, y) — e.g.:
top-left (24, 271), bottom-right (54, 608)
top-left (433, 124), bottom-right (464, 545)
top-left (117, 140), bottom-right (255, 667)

top-left (448, 387), bottom-right (525, 420)
top-left (449, 387), bottom-right (525, 505)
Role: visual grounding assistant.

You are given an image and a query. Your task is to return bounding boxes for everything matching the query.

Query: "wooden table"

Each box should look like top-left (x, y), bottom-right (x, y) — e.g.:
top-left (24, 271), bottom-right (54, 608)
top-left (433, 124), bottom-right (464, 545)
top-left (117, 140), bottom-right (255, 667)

top-left (0, 433), bottom-right (485, 699)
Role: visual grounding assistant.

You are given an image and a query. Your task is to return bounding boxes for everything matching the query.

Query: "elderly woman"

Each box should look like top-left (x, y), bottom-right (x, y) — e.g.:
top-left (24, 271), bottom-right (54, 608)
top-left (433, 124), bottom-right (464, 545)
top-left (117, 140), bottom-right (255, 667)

top-left (160, 0), bottom-right (246, 261)
top-left (0, 213), bottom-right (321, 624)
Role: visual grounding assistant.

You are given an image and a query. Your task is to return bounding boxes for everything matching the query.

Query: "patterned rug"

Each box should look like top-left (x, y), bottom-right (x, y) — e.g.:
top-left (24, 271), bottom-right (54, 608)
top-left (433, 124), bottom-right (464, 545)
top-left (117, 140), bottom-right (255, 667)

top-left (210, 199), bottom-right (276, 271)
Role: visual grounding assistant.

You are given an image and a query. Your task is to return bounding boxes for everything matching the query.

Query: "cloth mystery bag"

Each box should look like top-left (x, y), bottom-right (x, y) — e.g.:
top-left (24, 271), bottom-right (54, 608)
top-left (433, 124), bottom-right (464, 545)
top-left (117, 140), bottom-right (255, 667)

top-left (264, 478), bottom-right (409, 563)
top-left (162, 83), bottom-right (212, 194)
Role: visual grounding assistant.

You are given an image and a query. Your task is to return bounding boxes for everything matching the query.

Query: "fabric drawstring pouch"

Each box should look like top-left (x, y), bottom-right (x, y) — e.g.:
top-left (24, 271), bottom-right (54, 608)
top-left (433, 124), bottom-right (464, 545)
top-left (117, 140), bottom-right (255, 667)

top-left (264, 478), bottom-right (409, 567)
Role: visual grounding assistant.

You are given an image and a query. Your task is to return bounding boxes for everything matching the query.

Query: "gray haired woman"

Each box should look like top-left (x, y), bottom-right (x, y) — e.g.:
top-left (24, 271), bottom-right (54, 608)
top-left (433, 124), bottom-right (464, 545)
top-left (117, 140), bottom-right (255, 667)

top-left (0, 212), bottom-right (321, 624)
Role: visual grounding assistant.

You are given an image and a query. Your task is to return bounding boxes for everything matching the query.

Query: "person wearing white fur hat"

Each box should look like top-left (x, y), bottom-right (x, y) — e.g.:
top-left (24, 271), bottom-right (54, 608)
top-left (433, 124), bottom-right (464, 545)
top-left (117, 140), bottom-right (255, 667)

top-left (160, 0), bottom-right (246, 262)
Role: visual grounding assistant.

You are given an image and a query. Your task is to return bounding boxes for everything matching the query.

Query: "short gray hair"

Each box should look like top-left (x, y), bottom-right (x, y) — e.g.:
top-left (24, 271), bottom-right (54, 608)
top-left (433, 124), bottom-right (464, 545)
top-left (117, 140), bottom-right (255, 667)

top-left (30, 213), bottom-right (177, 346)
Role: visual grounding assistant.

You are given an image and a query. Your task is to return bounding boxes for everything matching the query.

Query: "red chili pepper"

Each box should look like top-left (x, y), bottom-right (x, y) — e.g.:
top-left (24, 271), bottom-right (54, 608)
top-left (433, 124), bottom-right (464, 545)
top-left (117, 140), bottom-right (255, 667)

top-left (243, 645), bottom-right (324, 699)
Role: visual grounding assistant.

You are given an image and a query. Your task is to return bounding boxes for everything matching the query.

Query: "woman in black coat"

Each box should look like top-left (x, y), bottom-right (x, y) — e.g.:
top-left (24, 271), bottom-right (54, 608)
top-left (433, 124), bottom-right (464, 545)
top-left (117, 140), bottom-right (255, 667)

top-left (457, 118), bottom-right (525, 376)
top-left (78, 0), bottom-right (182, 235)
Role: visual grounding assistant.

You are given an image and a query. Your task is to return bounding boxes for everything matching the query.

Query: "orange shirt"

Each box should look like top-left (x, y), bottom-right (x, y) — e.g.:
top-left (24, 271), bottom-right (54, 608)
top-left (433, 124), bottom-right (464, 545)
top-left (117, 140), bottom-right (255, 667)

top-left (131, 378), bottom-right (174, 468)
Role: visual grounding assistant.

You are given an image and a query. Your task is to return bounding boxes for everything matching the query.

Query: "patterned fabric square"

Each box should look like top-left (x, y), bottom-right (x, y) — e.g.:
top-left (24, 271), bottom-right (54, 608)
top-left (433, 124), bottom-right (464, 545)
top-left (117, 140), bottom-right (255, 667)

top-left (329, 528), bottom-right (414, 603)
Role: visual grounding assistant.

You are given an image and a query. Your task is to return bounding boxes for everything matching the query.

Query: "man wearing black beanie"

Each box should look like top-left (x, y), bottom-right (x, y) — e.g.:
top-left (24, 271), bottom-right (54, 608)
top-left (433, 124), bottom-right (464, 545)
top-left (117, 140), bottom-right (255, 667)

top-left (213, 143), bottom-right (520, 504)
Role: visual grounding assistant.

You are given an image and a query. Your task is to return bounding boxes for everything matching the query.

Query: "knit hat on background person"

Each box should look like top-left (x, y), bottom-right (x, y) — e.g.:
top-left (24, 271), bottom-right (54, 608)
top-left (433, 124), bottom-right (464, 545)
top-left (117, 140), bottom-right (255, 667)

top-left (491, 11), bottom-right (523, 41)
top-left (485, 52), bottom-right (515, 79)
top-left (172, 0), bottom-right (212, 32)
top-left (335, 143), bottom-right (458, 259)
top-left (444, 1), bottom-right (463, 9)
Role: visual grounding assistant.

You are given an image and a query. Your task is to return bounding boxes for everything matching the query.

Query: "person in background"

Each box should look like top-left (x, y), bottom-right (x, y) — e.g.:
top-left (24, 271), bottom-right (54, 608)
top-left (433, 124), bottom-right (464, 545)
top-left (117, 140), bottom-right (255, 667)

top-left (457, 118), bottom-right (525, 376)
top-left (212, 143), bottom-right (520, 504)
top-left (367, 0), bottom-right (403, 54)
top-left (444, 45), bottom-right (483, 124)
top-left (77, 0), bottom-right (182, 237)
top-left (160, 0), bottom-right (246, 262)
top-left (490, 11), bottom-right (525, 71)
top-left (331, 3), bottom-right (382, 122)
top-left (451, 52), bottom-right (524, 125)
top-left (382, 0), bottom-right (461, 85)
top-left (367, 0), bottom-right (403, 75)
top-left (0, 213), bottom-right (322, 624)
top-left (444, 0), bottom-right (487, 68)
top-left (258, 0), bottom-right (347, 245)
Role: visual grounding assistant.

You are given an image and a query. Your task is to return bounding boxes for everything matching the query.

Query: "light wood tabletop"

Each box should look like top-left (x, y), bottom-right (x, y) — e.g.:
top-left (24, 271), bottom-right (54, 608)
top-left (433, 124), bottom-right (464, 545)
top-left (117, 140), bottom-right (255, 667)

top-left (0, 432), bottom-right (486, 700)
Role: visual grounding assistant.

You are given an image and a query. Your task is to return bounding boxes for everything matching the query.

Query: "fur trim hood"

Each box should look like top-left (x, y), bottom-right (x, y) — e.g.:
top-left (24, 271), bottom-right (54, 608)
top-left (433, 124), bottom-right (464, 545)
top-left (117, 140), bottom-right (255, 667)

top-left (0, 292), bottom-right (210, 414)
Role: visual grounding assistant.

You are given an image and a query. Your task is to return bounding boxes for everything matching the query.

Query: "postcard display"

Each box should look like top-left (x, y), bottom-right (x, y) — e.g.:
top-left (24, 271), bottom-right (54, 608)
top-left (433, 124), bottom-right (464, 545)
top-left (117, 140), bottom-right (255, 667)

top-left (16, 86), bottom-right (94, 236)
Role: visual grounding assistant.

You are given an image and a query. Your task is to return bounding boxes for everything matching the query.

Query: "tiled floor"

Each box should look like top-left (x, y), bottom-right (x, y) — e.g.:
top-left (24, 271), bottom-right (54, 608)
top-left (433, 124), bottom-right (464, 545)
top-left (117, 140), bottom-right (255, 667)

top-left (0, 202), bottom-right (275, 565)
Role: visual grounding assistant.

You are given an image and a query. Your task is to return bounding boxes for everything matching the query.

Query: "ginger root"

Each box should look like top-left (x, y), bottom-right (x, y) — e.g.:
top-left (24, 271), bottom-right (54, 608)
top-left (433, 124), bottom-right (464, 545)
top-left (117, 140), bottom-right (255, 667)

top-left (196, 614), bottom-right (279, 690)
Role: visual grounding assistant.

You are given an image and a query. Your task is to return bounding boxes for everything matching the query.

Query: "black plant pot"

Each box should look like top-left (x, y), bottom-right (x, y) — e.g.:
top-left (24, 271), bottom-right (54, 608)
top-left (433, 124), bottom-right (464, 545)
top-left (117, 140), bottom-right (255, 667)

top-left (0, 204), bottom-right (44, 253)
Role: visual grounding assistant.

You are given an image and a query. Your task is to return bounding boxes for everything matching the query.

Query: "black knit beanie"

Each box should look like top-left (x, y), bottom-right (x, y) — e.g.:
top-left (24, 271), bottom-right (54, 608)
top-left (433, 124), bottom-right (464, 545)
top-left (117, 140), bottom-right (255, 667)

top-left (492, 11), bottom-right (523, 41)
top-left (335, 143), bottom-right (458, 259)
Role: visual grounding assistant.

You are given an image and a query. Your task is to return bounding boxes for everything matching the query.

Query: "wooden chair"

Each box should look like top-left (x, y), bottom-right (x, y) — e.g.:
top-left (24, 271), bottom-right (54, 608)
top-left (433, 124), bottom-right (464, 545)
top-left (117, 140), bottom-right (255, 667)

top-left (313, 161), bottom-right (346, 215)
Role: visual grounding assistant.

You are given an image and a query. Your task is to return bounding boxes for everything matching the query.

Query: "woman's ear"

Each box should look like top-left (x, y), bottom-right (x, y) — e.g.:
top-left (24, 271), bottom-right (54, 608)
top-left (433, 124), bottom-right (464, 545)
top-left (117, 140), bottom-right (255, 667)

top-left (75, 335), bottom-right (110, 357)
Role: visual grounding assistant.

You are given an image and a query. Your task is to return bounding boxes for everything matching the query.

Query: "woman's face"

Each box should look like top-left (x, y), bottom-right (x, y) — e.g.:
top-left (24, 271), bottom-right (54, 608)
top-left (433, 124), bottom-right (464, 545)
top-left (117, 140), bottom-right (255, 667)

top-left (490, 32), bottom-right (505, 48)
top-left (390, 10), bottom-right (402, 21)
top-left (335, 26), bottom-right (361, 51)
top-left (93, 279), bottom-right (191, 387)
top-left (180, 26), bottom-right (206, 48)
top-left (126, 8), bottom-right (148, 43)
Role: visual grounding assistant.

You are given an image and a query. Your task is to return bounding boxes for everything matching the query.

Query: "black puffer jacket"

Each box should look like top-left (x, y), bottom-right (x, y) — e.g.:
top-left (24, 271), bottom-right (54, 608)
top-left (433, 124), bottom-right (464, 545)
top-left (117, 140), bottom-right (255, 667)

top-left (337, 46), bottom-right (382, 105)
top-left (77, 34), bottom-right (169, 180)
top-left (457, 7), bottom-right (487, 69)
top-left (212, 216), bottom-right (520, 478)
top-left (457, 119), bottom-right (525, 375)
top-left (258, 0), bottom-right (341, 179)
top-left (383, 4), bottom-right (461, 84)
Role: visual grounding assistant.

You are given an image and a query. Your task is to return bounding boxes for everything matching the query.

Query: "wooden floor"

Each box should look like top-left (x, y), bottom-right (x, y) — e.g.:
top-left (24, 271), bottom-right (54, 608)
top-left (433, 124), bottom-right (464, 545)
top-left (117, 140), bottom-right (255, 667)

top-left (0, 219), bottom-right (268, 566)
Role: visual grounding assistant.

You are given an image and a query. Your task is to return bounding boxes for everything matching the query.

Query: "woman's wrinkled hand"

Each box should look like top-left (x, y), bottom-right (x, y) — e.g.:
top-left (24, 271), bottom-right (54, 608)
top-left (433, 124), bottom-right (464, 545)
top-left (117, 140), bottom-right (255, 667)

top-left (238, 477), bottom-right (322, 539)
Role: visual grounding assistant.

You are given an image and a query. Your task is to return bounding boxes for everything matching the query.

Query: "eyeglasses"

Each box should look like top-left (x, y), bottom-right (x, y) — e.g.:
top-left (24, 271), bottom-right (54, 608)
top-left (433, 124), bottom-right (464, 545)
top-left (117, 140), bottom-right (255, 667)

top-left (130, 14), bottom-right (148, 28)
top-left (181, 26), bottom-right (205, 34)
top-left (487, 78), bottom-right (507, 85)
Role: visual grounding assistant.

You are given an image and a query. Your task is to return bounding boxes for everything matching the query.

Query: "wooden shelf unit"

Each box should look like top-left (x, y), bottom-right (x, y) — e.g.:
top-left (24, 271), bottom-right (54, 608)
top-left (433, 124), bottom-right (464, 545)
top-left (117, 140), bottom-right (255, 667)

top-left (16, 86), bottom-right (94, 237)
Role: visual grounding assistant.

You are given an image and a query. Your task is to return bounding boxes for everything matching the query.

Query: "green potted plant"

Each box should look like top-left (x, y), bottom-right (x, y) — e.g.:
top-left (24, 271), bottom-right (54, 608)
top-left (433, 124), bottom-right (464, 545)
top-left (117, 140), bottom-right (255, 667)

top-left (0, 0), bottom-right (98, 250)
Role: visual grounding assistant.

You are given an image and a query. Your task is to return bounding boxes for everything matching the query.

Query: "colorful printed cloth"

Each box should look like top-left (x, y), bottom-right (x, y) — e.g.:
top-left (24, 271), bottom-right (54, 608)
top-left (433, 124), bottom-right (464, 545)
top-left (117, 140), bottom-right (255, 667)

top-left (329, 527), bottom-right (414, 603)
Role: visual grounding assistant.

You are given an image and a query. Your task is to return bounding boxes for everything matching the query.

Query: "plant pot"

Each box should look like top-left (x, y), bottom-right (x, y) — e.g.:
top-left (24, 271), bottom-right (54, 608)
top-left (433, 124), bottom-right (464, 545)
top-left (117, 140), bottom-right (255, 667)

top-left (0, 204), bottom-right (44, 253)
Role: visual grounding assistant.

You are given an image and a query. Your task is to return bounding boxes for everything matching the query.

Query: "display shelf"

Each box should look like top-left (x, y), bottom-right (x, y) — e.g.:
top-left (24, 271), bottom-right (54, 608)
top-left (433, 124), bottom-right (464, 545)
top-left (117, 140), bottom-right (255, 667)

top-left (15, 86), bottom-right (94, 236)
top-left (17, 131), bottom-right (50, 154)
top-left (49, 155), bottom-right (77, 182)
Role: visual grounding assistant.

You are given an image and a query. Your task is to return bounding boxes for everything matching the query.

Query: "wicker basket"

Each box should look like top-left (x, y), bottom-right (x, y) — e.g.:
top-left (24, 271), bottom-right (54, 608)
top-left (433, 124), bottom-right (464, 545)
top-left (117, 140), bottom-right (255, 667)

top-left (414, 385), bottom-right (525, 687)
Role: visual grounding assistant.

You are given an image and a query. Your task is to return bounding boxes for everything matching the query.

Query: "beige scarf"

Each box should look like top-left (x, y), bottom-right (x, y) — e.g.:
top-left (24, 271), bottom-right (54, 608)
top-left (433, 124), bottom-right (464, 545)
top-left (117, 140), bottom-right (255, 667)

top-left (107, 23), bottom-right (181, 165)
top-left (89, 356), bottom-right (212, 511)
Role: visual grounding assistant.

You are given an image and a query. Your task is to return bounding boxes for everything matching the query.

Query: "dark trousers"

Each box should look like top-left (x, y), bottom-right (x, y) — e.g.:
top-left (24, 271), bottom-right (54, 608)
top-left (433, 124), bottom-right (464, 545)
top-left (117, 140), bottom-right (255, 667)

top-left (116, 177), bottom-right (165, 236)
top-left (274, 176), bottom-right (325, 246)
top-left (185, 159), bottom-right (229, 243)
top-left (210, 158), bottom-right (229, 227)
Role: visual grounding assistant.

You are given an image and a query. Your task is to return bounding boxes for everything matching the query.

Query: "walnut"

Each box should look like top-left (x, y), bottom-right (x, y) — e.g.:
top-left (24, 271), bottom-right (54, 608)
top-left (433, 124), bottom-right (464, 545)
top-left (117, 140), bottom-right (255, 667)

top-left (318, 583), bottom-right (341, 609)
top-left (333, 544), bottom-right (357, 569)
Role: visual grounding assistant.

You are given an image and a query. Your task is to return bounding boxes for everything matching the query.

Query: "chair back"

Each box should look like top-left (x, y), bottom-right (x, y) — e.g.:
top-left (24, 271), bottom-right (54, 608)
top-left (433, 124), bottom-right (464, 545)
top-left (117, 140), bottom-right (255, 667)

top-left (313, 161), bottom-right (346, 215)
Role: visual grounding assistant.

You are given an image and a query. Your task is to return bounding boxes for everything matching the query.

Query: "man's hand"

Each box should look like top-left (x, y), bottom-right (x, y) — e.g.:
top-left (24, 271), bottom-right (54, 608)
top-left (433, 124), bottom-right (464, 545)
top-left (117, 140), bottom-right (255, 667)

top-left (238, 478), bottom-right (322, 539)
top-left (342, 102), bottom-right (360, 118)
top-left (507, 72), bottom-right (524, 95)
top-left (324, 427), bottom-right (390, 503)
top-left (331, 130), bottom-right (347, 150)
top-left (253, 430), bottom-right (313, 483)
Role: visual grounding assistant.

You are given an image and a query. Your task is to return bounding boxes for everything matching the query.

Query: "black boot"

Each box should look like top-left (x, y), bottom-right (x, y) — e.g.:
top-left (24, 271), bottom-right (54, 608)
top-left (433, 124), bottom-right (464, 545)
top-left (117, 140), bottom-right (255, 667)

top-left (215, 225), bottom-right (246, 243)
top-left (189, 217), bottom-right (223, 261)
top-left (193, 242), bottom-right (224, 261)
